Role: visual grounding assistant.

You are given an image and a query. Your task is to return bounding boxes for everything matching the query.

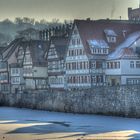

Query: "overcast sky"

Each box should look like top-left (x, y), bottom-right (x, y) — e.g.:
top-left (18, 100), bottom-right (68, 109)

top-left (0, 0), bottom-right (139, 21)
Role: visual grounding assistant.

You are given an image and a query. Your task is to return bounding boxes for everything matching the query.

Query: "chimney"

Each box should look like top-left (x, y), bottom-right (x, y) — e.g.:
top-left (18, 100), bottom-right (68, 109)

top-left (45, 29), bottom-right (48, 41)
top-left (122, 30), bottom-right (127, 38)
top-left (128, 8), bottom-right (132, 20)
top-left (119, 16), bottom-right (121, 20)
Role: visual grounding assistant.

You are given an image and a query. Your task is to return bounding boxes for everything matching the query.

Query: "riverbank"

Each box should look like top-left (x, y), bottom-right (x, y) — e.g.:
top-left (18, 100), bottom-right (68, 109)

top-left (0, 85), bottom-right (140, 118)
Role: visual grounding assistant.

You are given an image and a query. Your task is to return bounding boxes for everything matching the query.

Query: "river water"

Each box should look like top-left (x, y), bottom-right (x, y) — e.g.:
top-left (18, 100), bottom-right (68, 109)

top-left (0, 107), bottom-right (140, 140)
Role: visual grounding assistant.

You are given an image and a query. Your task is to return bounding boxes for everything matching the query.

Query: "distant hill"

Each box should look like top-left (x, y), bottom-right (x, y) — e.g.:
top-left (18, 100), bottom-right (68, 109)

top-left (0, 18), bottom-right (67, 45)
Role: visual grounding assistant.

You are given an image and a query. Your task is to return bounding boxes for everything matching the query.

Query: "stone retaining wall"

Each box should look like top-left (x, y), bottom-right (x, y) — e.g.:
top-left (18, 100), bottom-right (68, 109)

top-left (0, 85), bottom-right (140, 118)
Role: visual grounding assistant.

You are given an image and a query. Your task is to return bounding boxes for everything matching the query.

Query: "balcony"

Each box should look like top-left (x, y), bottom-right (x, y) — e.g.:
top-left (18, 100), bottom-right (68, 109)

top-left (90, 68), bottom-right (105, 74)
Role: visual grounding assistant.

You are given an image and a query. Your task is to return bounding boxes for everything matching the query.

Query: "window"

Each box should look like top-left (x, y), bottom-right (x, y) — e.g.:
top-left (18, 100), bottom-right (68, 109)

top-left (77, 62), bottom-right (80, 70)
top-left (130, 61), bottom-right (135, 68)
top-left (1, 84), bottom-right (9, 91)
top-left (79, 49), bottom-right (83, 55)
top-left (127, 79), bottom-right (140, 85)
top-left (111, 37), bottom-right (116, 42)
top-left (23, 67), bottom-right (32, 74)
top-left (136, 61), bottom-right (140, 68)
top-left (68, 50), bottom-right (71, 56)
top-left (92, 76), bottom-right (96, 83)
top-left (91, 61), bottom-right (96, 69)
top-left (103, 49), bottom-right (108, 54)
top-left (11, 68), bottom-right (19, 75)
top-left (107, 36), bottom-right (116, 43)
top-left (71, 50), bottom-right (74, 56)
top-left (72, 39), bottom-right (76, 45)
top-left (107, 61), bottom-right (120, 69)
top-left (98, 49), bottom-right (101, 54)
top-left (73, 76), bottom-right (76, 83)
top-left (92, 49), bottom-right (96, 54)
top-left (96, 61), bottom-right (102, 69)
top-left (12, 77), bottom-right (20, 84)
top-left (117, 62), bottom-right (120, 69)
top-left (77, 38), bottom-right (81, 45)
top-left (97, 75), bottom-right (103, 83)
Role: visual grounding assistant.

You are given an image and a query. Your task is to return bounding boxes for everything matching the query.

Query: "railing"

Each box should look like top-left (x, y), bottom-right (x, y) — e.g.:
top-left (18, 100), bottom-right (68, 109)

top-left (90, 68), bottom-right (105, 74)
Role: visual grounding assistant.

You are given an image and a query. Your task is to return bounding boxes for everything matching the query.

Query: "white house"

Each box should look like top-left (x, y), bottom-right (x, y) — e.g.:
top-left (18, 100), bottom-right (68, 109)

top-left (65, 22), bottom-right (91, 89)
top-left (106, 31), bottom-right (140, 86)
top-left (47, 36), bottom-right (69, 90)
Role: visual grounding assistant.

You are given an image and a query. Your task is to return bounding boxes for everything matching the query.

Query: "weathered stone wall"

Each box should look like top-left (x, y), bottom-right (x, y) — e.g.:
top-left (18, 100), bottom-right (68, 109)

top-left (0, 85), bottom-right (140, 118)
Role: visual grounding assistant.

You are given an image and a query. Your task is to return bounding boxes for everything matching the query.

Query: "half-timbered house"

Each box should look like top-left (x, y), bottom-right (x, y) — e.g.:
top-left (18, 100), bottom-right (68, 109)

top-left (0, 38), bottom-right (22, 92)
top-left (47, 36), bottom-right (69, 89)
top-left (18, 40), bottom-right (49, 90)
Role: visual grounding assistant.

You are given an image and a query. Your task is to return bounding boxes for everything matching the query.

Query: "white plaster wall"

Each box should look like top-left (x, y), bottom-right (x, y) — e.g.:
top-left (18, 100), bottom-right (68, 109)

top-left (33, 67), bottom-right (48, 78)
top-left (25, 79), bottom-right (35, 89)
top-left (121, 60), bottom-right (140, 75)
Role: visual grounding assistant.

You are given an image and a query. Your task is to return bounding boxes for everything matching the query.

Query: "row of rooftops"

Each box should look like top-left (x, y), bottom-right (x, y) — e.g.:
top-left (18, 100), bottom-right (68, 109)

top-left (0, 19), bottom-right (140, 66)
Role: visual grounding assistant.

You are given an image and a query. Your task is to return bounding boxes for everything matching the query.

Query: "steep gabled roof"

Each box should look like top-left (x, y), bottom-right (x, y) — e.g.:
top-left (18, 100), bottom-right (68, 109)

top-left (2, 38), bottom-right (49, 67)
top-left (130, 8), bottom-right (140, 15)
top-left (109, 48), bottom-right (139, 60)
top-left (74, 19), bottom-right (140, 55)
top-left (0, 47), bottom-right (6, 54)
top-left (50, 36), bottom-right (69, 59)
top-left (108, 31), bottom-right (140, 60)
top-left (21, 40), bottom-right (49, 67)
top-left (2, 38), bottom-right (23, 61)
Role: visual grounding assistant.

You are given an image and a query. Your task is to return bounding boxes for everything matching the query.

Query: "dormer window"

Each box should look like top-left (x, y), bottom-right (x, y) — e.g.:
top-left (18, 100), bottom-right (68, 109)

top-left (87, 39), bottom-right (109, 54)
top-left (108, 36), bottom-right (116, 43)
top-left (104, 29), bottom-right (117, 43)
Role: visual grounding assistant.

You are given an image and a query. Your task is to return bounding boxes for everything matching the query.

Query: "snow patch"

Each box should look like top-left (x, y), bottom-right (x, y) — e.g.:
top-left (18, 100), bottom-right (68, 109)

top-left (87, 39), bottom-right (109, 48)
top-left (104, 29), bottom-right (117, 36)
top-left (108, 31), bottom-right (140, 60)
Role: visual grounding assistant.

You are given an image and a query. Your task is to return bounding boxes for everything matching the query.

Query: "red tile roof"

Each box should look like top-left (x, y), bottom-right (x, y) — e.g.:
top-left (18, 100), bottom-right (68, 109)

top-left (74, 19), bottom-right (140, 55)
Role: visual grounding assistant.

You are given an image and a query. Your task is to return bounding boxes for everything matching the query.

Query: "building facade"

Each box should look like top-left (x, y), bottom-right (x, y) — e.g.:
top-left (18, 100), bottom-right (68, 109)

top-left (0, 38), bottom-right (49, 92)
top-left (65, 19), bottom-right (140, 89)
top-left (17, 40), bottom-right (48, 90)
top-left (66, 25), bottom-right (91, 89)
top-left (0, 38), bottom-right (22, 92)
top-left (128, 7), bottom-right (140, 21)
top-left (47, 37), bottom-right (69, 90)
top-left (106, 32), bottom-right (140, 86)
top-left (1, 19), bottom-right (140, 93)
top-left (10, 63), bottom-right (24, 93)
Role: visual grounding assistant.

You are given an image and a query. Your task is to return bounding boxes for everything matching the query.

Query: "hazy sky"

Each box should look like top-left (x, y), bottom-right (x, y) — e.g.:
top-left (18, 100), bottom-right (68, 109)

top-left (0, 0), bottom-right (139, 22)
